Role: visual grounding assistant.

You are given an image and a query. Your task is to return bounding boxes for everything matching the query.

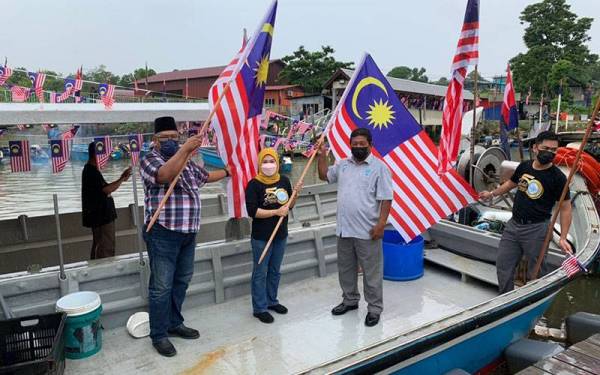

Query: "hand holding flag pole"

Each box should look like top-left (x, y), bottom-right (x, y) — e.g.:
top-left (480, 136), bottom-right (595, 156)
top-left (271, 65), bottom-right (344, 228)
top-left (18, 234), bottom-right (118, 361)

top-left (531, 93), bottom-right (600, 279)
top-left (145, 82), bottom-right (231, 232)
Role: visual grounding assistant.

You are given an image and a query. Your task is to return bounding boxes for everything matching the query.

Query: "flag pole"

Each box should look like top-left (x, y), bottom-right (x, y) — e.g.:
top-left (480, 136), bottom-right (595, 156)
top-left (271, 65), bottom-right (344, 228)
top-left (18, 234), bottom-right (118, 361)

top-left (257, 53), bottom-right (368, 264)
top-left (531, 93), bottom-right (600, 279)
top-left (145, 81), bottom-right (233, 232)
top-left (555, 79), bottom-right (563, 133)
top-left (468, 65), bottom-right (479, 186)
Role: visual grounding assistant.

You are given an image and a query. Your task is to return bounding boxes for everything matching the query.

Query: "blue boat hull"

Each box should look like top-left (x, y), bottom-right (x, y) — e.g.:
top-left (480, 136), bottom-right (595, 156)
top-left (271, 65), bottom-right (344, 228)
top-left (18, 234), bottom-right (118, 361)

top-left (391, 296), bottom-right (554, 374)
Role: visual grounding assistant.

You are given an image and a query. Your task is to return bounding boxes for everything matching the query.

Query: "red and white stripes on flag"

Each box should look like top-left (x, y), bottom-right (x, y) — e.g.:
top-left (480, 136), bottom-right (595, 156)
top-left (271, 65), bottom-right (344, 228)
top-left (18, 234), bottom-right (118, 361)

top-left (327, 111), bottom-right (476, 240)
top-left (9, 140), bottom-right (31, 173)
top-left (51, 140), bottom-right (71, 174)
top-left (33, 73), bottom-right (46, 103)
top-left (11, 86), bottom-right (29, 102)
top-left (129, 134), bottom-right (144, 166)
top-left (100, 84), bottom-right (115, 109)
top-left (61, 125), bottom-right (79, 140)
top-left (437, 0), bottom-right (479, 174)
top-left (94, 136), bottom-right (112, 170)
top-left (209, 48), bottom-right (261, 218)
top-left (0, 65), bottom-right (13, 85)
top-left (561, 255), bottom-right (585, 278)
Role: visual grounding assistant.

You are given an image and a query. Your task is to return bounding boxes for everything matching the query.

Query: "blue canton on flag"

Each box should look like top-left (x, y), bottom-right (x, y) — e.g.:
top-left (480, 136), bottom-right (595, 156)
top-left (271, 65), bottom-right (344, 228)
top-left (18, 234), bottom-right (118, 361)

top-left (326, 54), bottom-right (477, 241)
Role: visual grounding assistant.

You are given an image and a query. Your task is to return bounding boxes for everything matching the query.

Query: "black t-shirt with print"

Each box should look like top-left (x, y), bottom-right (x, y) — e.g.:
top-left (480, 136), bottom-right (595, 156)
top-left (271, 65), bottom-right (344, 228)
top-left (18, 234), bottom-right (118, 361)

top-left (510, 160), bottom-right (569, 223)
top-left (245, 175), bottom-right (293, 241)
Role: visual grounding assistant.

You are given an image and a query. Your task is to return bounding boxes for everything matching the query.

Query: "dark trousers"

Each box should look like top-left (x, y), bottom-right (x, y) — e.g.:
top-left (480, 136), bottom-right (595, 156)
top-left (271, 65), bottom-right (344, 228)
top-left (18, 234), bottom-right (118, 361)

top-left (497, 219), bottom-right (550, 294)
top-left (143, 224), bottom-right (196, 343)
top-left (90, 221), bottom-right (116, 259)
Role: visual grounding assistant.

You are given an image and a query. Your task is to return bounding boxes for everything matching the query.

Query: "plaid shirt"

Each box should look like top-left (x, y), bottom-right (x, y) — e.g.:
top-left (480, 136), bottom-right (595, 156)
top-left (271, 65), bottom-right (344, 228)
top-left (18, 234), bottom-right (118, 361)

top-left (140, 150), bottom-right (209, 233)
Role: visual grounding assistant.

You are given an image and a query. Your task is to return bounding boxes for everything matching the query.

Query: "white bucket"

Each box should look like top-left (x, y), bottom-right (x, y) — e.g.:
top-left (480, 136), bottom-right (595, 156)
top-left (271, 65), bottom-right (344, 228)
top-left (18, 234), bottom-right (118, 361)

top-left (126, 312), bottom-right (150, 338)
top-left (56, 291), bottom-right (101, 317)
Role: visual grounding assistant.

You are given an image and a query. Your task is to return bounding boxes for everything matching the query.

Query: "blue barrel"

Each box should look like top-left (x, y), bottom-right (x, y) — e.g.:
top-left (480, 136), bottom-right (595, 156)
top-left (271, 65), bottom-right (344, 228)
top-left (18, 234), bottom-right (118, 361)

top-left (382, 230), bottom-right (424, 281)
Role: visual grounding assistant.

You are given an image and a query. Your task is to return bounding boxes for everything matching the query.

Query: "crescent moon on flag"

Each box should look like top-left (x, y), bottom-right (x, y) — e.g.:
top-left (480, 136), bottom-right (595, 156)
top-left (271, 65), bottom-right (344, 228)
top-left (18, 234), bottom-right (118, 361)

top-left (351, 77), bottom-right (388, 119)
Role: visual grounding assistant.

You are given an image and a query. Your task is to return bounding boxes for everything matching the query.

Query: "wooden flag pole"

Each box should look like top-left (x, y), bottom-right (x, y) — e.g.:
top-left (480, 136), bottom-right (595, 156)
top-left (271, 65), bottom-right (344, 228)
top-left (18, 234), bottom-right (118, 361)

top-left (257, 135), bottom-right (326, 264)
top-left (531, 94), bottom-right (600, 279)
top-left (146, 81), bottom-right (233, 232)
top-left (468, 65), bottom-right (479, 186)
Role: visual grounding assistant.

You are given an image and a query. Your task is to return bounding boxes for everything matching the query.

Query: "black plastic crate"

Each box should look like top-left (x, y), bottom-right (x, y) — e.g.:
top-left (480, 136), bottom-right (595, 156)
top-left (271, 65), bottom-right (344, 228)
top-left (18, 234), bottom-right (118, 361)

top-left (0, 313), bottom-right (66, 375)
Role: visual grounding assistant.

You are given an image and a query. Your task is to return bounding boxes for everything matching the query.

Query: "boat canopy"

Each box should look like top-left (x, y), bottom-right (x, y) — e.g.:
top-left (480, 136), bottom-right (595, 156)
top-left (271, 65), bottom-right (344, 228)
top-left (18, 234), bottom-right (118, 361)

top-left (0, 102), bottom-right (210, 125)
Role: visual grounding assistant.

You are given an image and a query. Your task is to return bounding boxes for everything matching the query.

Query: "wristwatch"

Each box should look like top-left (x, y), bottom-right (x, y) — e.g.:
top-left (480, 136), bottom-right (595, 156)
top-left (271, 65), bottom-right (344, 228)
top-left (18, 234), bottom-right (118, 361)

top-left (223, 168), bottom-right (230, 177)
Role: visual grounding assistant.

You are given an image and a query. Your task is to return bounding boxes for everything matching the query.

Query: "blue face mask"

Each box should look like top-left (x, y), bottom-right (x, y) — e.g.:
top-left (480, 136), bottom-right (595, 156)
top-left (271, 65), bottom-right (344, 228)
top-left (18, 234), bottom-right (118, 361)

top-left (159, 139), bottom-right (179, 159)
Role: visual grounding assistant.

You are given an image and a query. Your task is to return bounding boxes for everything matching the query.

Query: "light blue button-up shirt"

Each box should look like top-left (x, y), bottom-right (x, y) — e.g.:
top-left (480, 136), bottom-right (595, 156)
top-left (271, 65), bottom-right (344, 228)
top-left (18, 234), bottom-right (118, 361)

top-left (327, 153), bottom-right (393, 240)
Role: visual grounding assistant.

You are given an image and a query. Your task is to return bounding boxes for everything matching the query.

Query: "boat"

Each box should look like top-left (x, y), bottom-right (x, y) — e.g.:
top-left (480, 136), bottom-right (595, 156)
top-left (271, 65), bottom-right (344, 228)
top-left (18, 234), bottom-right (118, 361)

top-left (198, 146), bottom-right (226, 168)
top-left (70, 143), bottom-right (89, 161)
top-left (1, 103), bottom-right (598, 374)
top-left (29, 144), bottom-right (50, 164)
top-left (280, 155), bottom-right (293, 173)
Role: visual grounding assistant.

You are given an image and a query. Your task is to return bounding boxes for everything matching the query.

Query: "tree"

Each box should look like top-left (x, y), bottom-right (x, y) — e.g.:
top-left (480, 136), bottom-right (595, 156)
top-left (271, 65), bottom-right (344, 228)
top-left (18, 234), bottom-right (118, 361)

top-left (85, 65), bottom-right (120, 85)
top-left (387, 66), bottom-right (428, 82)
top-left (433, 77), bottom-right (449, 86)
top-left (119, 67), bottom-right (157, 87)
top-left (279, 46), bottom-right (353, 94)
top-left (510, 0), bottom-right (598, 98)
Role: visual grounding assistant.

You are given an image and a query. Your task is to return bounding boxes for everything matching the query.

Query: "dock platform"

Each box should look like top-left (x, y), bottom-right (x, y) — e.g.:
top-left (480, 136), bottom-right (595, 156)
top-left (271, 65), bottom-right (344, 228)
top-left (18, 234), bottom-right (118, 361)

top-left (517, 333), bottom-right (600, 375)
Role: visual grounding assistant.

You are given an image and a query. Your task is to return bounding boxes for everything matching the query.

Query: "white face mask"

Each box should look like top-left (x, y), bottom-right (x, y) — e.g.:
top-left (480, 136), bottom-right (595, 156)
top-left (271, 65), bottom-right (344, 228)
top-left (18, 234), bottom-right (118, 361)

top-left (261, 162), bottom-right (277, 176)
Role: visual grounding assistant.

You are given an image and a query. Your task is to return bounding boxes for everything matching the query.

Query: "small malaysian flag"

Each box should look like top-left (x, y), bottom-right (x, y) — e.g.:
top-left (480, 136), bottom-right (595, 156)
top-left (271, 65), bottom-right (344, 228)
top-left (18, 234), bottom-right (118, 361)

top-left (50, 139), bottom-right (71, 173)
top-left (11, 86), bottom-right (29, 102)
top-left (0, 65), bottom-right (13, 85)
top-left (94, 136), bottom-right (112, 170)
top-left (561, 255), bottom-right (586, 278)
top-left (128, 134), bottom-right (143, 165)
top-left (9, 140), bottom-right (31, 172)
top-left (61, 125), bottom-right (79, 140)
top-left (27, 72), bottom-right (47, 103)
top-left (98, 84), bottom-right (115, 109)
top-left (41, 124), bottom-right (50, 132)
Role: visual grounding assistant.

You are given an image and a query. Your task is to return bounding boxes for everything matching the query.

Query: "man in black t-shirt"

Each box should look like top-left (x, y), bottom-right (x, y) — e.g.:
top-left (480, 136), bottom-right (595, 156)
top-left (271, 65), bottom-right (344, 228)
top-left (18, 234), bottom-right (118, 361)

top-left (82, 142), bottom-right (131, 259)
top-left (480, 131), bottom-right (573, 294)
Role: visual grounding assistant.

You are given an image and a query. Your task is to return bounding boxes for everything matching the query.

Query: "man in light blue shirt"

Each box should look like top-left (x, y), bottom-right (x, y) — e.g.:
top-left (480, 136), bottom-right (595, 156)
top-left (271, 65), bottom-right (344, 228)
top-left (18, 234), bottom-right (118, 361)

top-left (318, 127), bottom-right (393, 327)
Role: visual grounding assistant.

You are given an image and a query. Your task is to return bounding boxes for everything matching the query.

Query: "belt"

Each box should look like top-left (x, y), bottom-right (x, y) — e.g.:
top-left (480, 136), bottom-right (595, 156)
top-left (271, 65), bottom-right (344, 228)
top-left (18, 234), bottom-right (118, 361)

top-left (512, 217), bottom-right (547, 225)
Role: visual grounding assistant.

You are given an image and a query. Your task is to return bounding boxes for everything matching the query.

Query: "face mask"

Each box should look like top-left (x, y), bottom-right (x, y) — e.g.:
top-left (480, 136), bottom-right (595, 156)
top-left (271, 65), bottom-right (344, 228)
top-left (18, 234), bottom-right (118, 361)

top-left (261, 162), bottom-right (277, 176)
top-left (351, 147), bottom-right (369, 161)
top-left (159, 139), bottom-right (179, 159)
top-left (536, 150), bottom-right (555, 165)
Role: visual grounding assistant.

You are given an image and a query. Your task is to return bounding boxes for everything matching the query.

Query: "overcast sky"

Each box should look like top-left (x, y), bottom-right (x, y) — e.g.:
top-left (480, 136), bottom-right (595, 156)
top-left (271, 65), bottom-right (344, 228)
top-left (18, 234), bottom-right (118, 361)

top-left (2, 0), bottom-right (599, 81)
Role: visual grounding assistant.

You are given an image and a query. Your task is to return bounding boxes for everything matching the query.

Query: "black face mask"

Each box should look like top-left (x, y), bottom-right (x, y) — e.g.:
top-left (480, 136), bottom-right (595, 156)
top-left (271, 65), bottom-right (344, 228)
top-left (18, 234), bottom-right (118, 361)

top-left (351, 147), bottom-right (369, 161)
top-left (536, 150), bottom-right (555, 165)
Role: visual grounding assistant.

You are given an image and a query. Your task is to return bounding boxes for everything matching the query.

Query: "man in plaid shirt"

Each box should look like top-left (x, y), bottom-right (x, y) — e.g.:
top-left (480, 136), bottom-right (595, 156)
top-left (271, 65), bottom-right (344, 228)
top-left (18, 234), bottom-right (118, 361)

top-left (140, 116), bottom-right (230, 357)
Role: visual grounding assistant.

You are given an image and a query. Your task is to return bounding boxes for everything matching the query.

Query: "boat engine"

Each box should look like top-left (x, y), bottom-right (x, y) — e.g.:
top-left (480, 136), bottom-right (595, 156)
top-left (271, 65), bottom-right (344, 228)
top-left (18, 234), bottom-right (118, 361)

top-left (457, 146), bottom-right (509, 192)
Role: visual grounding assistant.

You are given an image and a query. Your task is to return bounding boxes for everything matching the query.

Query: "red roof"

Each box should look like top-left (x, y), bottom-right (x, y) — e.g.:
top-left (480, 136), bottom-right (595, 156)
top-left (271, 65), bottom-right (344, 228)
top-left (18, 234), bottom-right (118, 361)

top-left (138, 59), bottom-right (284, 84)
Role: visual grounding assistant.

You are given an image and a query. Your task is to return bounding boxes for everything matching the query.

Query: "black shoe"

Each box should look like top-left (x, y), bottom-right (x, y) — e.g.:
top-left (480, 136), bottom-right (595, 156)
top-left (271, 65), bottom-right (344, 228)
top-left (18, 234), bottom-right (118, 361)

top-left (365, 312), bottom-right (380, 327)
top-left (168, 325), bottom-right (200, 339)
top-left (253, 311), bottom-right (274, 324)
top-left (268, 304), bottom-right (288, 314)
top-left (152, 338), bottom-right (177, 357)
top-left (331, 303), bottom-right (358, 316)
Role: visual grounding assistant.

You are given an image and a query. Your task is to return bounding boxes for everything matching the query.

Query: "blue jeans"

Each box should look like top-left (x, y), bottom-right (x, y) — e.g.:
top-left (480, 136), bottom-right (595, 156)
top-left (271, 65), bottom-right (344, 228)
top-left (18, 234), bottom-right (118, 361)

top-left (251, 237), bottom-right (287, 314)
top-left (143, 224), bottom-right (196, 342)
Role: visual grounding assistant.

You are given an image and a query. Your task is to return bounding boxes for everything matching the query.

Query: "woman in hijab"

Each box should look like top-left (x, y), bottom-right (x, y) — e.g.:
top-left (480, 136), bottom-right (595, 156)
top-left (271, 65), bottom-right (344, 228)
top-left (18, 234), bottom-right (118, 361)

top-left (245, 148), bottom-right (302, 323)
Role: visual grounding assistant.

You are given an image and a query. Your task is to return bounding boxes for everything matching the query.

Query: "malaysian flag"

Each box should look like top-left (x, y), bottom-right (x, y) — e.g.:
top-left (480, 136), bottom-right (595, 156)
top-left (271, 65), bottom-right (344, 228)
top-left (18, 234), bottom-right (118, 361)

top-left (11, 86), bottom-right (29, 102)
top-left (98, 84), bottom-right (115, 109)
top-left (94, 136), bottom-right (112, 169)
top-left (50, 139), bottom-right (71, 173)
top-left (0, 65), bottom-right (13, 85)
top-left (9, 140), bottom-right (31, 173)
top-left (437, 0), bottom-right (479, 174)
top-left (209, 1), bottom-right (277, 218)
top-left (326, 54), bottom-right (477, 241)
top-left (61, 125), bottom-right (79, 140)
top-left (128, 134), bottom-right (143, 165)
top-left (27, 72), bottom-right (47, 103)
top-left (41, 124), bottom-right (50, 132)
top-left (561, 255), bottom-right (586, 278)
top-left (16, 124), bottom-right (25, 131)
top-left (57, 73), bottom-right (82, 102)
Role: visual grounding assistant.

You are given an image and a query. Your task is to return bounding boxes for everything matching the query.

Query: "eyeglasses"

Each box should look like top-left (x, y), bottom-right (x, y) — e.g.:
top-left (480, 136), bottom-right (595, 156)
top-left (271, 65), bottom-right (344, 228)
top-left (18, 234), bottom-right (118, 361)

top-left (156, 134), bottom-right (185, 142)
top-left (538, 145), bottom-right (558, 153)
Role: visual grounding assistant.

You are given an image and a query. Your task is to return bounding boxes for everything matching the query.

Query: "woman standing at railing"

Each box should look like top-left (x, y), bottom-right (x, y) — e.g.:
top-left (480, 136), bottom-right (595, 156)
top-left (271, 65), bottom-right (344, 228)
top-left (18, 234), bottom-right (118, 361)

top-left (245, 148), bottom-right (302, 324)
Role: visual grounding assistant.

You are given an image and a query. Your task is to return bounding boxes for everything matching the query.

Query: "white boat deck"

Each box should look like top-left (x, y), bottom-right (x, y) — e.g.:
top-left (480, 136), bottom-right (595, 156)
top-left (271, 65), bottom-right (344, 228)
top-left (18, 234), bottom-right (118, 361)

top-left (65, 265), bottom-right (497, 375)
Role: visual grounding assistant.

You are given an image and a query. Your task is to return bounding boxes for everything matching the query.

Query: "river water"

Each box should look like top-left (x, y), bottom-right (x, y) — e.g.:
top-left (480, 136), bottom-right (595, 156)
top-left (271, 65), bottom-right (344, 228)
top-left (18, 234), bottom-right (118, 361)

top-left (0, 155), bottom-right (320, 220)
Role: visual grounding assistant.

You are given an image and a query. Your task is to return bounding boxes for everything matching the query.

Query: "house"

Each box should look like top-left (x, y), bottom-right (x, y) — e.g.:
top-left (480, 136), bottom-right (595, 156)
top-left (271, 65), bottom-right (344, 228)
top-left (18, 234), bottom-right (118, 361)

top-left (136, 59), bottom-right (287, 93)
top-left (323, 68), bottom-right (474, 130)
top-left (264, 85), bottom-right (305, 114)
